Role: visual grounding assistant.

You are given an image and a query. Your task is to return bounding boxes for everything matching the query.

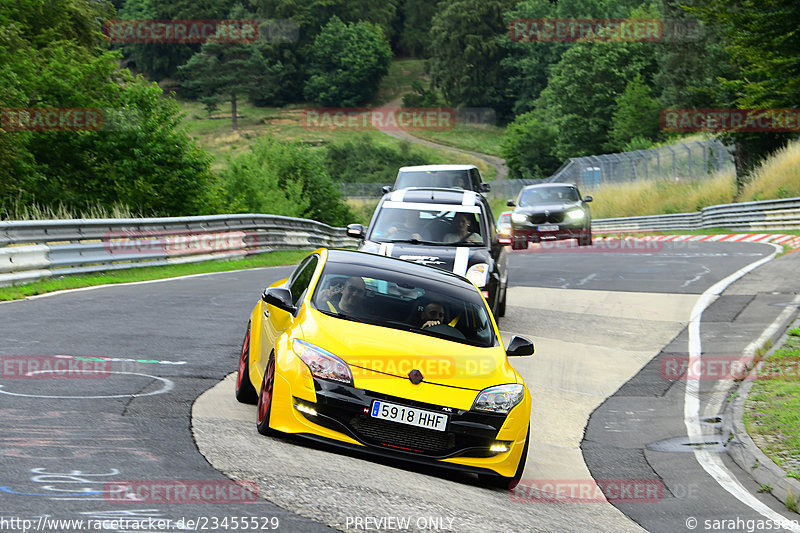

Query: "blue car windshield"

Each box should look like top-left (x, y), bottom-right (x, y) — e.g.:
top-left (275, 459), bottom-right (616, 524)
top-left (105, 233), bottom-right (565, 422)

top-left (311, 262), bottom-right (496, 348)
top-left (520, 186), bottom-right (580, 206)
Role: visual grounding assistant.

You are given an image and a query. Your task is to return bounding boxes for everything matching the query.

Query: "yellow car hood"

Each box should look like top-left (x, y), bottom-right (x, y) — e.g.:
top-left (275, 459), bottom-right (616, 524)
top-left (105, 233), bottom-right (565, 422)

top-left (301, 309), bottom-right (518, 393)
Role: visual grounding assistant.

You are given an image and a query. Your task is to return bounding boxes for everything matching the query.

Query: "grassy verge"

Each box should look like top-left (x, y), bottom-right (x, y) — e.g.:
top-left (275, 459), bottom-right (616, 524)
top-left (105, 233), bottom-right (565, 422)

top-left (0, 250), bottom-right (313, 302)
top-left (590, 139), bottom-right (800, 220)
top-left (179, 100), bottom-right (495, 178)
top-left (589, 169), bottom-right (737, 219)
top-left (373, 59), bottom-right (427, 105)
top-left (744, 324), bottom-right (800, 485)
top-left (408, 123), bottom-right (506, 158)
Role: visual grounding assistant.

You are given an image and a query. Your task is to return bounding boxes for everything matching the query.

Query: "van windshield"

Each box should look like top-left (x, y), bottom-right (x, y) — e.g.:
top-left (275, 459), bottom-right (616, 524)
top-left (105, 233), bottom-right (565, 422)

top-left (395, 170), bottom-right (472, 190)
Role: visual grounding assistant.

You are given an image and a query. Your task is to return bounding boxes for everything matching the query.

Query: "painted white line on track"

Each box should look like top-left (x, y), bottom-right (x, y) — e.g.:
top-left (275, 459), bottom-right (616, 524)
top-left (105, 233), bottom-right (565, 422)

top-left (684, 243), bottom-right (800, 531)
top-left (0, 371), bottom-right (174, 399)
top-left (0, 265), bottom-right (286, 305)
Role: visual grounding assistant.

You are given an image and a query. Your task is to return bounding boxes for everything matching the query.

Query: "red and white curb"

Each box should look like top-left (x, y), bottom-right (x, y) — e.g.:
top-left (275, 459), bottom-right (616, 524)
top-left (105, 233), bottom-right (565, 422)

top-left (626, 233), bottom-right (800, 250)
top-left (515, 233), bottom-right (800, 252)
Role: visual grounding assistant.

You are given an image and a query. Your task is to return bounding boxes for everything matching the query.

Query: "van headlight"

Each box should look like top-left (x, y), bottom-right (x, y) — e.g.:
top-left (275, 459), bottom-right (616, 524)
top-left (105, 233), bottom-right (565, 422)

top-left (466, 263), bottom-right (489, 288)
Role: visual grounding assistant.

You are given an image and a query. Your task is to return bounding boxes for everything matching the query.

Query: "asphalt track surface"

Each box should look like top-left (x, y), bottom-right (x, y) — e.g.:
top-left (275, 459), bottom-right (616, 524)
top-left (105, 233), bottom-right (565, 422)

top-left (1, 241), bottom-right (799, 532)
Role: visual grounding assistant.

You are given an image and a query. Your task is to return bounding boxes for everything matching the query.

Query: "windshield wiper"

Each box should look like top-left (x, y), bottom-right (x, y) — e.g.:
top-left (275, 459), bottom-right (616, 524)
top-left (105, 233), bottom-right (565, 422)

top-left (319, 309), bottom-right (369, 324)
top-left (382, 238), bottom-right (442, 245)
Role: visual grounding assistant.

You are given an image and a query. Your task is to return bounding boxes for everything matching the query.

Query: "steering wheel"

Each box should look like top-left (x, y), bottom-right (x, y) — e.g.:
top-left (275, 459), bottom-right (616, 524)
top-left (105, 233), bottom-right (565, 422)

top-left (457, 232), bottom-right (476, 243)
top-left (423, 323), bottom-right (467, 340)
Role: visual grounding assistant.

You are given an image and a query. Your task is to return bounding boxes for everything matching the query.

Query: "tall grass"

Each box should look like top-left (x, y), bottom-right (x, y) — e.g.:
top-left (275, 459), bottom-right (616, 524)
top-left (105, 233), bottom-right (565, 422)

top-left (0, 200), bottom-right (138, 221)
top-left (739, 141), bottom-right (800, 201)
top-left (590, 169), bottom-right (737, 219)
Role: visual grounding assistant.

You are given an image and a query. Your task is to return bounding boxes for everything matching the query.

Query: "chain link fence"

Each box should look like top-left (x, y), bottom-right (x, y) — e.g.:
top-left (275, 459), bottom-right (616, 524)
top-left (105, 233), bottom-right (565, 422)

top-left (336, 139), bottom-right (735, 199)
top-left (545, 138), bottom-right (734, 192)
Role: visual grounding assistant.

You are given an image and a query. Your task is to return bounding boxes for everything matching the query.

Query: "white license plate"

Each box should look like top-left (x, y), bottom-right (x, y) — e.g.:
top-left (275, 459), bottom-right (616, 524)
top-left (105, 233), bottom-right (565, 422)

top-left (370, 400), bottom-right (448, 432)
top-left (537, 225), bottom-right (559, 232)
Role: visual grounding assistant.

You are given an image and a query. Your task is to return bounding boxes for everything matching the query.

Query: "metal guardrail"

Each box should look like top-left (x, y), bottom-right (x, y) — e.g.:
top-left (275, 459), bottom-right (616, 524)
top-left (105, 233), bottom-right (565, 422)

top-left (592, 197), bottom-right (800, 232)
top-left (0, 214), bottom-right (358, 287)
top-left (3, 197), bottom-right (798, 287)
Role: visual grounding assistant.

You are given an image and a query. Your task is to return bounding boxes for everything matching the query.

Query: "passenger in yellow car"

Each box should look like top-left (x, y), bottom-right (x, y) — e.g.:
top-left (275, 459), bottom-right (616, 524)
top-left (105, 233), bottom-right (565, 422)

top-left (323, 276), bottom-right (367, 315)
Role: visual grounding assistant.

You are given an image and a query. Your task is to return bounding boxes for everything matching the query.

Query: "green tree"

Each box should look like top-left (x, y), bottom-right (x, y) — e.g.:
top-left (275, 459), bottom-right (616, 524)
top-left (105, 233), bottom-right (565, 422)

top-left (395, 0), bottom-right (442, 57)
top-left (178, 6), bottom-right (273, 130)
top-left (500, 109), bottom-right (561, 179)
top-left (688, 0), bottom-right (800, 178)
top-left (303, 16), bottom-right (392, 106)
top-left (608, 75), bottom-right (662, 151)
top-left (427, 0), bottom-right (516, 115)
top-left (542, 38), bottom-right (657, 159)
top-left (1, 0), bottom-right (217, 217)
top-left (250, 0), bottom-right (399, 104)
top-left (116, 0), bottom-right (238, 80)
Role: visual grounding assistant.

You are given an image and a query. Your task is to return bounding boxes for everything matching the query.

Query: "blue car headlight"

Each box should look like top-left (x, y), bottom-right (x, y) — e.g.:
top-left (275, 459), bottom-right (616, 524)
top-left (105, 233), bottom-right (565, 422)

top-left (292, 339), bottom-right (353, 385)
top-left (511, 213), bottom-right (528, 224)
top-left (472, 384), bottom-right (525, 414)
top-left (566, 208), bottom-right (585, 221)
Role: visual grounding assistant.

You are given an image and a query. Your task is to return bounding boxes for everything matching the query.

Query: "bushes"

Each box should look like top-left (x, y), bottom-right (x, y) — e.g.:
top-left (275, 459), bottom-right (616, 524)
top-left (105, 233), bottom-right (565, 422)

top-left (324, 135), bottom-right (433, 183)
top-left (219, 136), bottom-right (354, 227)
top-left (303, 16), bottom-right (392, 106)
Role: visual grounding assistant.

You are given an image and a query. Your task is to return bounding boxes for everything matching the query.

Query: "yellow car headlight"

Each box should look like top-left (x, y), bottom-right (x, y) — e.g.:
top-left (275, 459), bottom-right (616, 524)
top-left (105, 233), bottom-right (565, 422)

top-left (473, 384), bottom-right (524, 414)
top-left (466, 263), bottom-right (489, 288)
top-left (292, 339), bottom-right (353, 385)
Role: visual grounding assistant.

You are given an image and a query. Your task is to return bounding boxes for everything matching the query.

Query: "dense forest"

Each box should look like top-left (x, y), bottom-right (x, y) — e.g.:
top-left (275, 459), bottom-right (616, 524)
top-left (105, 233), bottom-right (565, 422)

top-left (1, 0), bottom-right (798, 222)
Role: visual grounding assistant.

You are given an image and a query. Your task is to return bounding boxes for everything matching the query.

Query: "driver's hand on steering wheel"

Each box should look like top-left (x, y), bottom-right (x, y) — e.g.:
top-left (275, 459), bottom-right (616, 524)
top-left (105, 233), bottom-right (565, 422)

top-left (421, 320), bottom-right (441, 329)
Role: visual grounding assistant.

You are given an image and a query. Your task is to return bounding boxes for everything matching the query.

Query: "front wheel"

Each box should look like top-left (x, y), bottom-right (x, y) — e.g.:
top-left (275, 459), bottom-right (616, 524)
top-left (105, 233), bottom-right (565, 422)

top-left (577, 230), bottom-right (593, 247)
top-left (478, 427), bottom-right (529, 490)
top-left (256, 353), bottom-right (277, 435)
top-left (496, 285), bottom-right (507, 317)
top-left (235, 324), bottom-right (258, 404)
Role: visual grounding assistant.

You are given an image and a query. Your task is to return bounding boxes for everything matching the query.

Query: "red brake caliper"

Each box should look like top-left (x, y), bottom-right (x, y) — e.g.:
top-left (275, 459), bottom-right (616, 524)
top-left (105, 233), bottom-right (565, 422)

top-left (237, 329), bottom-right (250, 388)
top-left (257, 358), bottom-right (274, 422)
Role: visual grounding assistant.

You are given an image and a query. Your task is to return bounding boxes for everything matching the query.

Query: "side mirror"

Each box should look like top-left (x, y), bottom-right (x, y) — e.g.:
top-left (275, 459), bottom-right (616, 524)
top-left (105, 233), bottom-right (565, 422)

top-left (346, 223), bottom-right (364, 238)
top-left (507, 199), bottom-right (516, 207)
top-left (479, 182), bottom-right (491, 192)
top-left (381, 185), bottom-right (392, 194)
top-left (262, 287), bottom-right (297, 315)
top-left (506, 335), bottom-right (534, 357)
top-left (583, 195), bottom-right (593, 203)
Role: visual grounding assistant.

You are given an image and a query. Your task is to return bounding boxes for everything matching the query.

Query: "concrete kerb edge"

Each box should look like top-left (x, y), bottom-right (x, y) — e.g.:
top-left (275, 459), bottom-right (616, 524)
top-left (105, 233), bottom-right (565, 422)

top-left (722, 316), bottom-right (800, 514)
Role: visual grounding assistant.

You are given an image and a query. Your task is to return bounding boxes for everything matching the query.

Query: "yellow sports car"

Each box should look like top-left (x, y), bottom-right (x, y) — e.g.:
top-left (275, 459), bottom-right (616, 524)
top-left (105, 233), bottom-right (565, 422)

top-left (235, 248), bottom-right (534, 488)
